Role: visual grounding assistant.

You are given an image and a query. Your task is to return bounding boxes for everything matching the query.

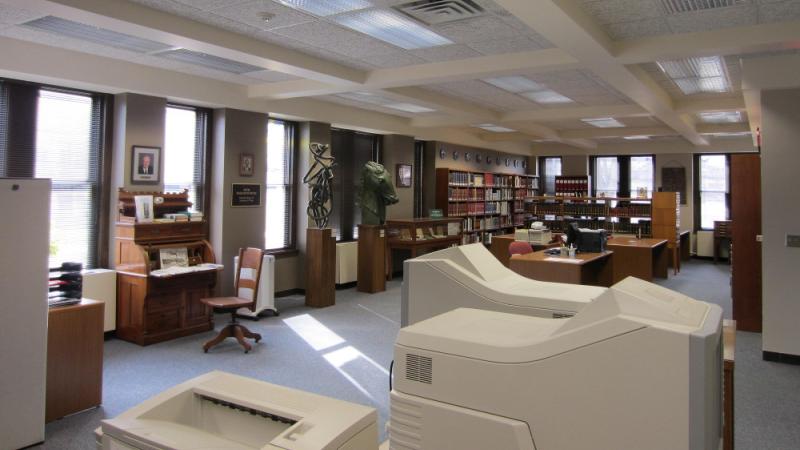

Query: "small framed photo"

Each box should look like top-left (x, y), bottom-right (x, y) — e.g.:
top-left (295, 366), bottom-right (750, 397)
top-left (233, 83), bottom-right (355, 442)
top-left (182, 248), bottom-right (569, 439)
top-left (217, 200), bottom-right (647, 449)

top-left (131, 146), bottom-right (160, 184)
top-left (240, 153), bottom-right (254, 177)
top-left (396, 164), bottom-right (412, 188)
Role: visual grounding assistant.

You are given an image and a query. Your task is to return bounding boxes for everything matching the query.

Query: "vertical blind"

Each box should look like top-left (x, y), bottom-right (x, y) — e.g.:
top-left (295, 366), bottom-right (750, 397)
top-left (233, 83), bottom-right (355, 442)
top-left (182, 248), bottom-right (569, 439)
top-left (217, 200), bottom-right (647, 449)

top-left (34, 89), bottom-right (102, 268)
top-left (265, 119), bottom-right (294, 250)
top-left (0, 81), bottom-right (7, 176)
top-left (164, 104), bottom-right (207, 212)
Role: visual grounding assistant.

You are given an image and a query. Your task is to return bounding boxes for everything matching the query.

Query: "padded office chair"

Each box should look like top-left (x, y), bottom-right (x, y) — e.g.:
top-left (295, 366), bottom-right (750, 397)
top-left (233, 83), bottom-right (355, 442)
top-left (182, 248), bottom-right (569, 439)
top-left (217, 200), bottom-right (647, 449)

top-left (509, 241), bottom-right (534, 256)
top-left (201, 247), bottom-right (264, 353)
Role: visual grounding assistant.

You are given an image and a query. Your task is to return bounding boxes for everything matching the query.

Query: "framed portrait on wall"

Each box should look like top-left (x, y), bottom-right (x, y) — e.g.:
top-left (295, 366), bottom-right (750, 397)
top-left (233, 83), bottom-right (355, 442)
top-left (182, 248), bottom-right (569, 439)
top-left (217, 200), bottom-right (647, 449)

top-left (396, 164), bottom-right (412, 188)
top-left (131, 146), bottom-right (160, 185)
top-left (240, 153), bottom-right (254, 177)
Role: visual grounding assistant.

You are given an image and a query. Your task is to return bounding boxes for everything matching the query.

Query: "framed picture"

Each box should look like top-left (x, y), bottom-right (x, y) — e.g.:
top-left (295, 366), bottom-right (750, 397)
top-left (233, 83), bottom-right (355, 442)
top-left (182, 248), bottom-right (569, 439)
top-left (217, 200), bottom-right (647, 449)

top-left (396, 164), bottom-right (412, 188)
top-left (240, 153), bottom-right (254, 177)
top-left (131, 146), bottom-right (160, 184)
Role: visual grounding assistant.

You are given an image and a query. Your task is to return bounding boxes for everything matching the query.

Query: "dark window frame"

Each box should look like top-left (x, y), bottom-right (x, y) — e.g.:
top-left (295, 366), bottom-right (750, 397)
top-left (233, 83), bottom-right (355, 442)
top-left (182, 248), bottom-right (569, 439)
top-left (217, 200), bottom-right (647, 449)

top-left (694, 153), bottom-right (731, 232)
top-left (265, 118), bottom-right (297, 252)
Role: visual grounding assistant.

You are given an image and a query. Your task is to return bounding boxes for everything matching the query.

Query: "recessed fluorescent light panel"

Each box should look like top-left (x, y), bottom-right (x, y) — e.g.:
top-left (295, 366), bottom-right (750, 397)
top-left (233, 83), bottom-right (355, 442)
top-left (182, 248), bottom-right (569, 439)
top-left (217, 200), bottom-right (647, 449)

top-left (698, 111), bottom-right (742, 123)
top-left (656, 56), bottom-right (730, 95)
top-left (332, 9), bottom-right (453, 49)
top-left (276, 0), bottom-right (372, 16)
top-left (582, 117), bottom-right (625, 128)
top-left (483, 76), bottom-right (543, 93)
top-left (22, 16), bottom-right (172, 54)
top-left (475, 124), bottom-right (516, 133)
top-left (623, 135), bottom-right (651, 140)
top-left (521, 90), bottom-right (574, 104)
top-left (702, 131), bottom-right (752, 138)
top-left (383, 103), bottom-right (436, 113)
top-left (660, 0), bottom-right (748, 15)
top-left (158, 49), bottom-right (265, 74)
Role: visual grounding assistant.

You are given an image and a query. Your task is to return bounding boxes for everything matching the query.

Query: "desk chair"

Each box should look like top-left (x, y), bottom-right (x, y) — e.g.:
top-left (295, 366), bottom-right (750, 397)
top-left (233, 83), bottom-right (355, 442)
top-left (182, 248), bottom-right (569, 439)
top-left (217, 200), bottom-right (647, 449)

top-left (201, 247), bottom-right (264, 353)
top-left (509, 241), bottom-right (534, 256)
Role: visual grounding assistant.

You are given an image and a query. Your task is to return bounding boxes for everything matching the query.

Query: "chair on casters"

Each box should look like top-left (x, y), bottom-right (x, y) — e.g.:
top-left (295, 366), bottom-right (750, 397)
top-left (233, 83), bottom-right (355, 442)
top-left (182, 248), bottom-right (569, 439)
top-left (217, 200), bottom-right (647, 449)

top-left (509, 241), bottom-right (534, 256)
top-left (201, 247), bottom-right (264, 353)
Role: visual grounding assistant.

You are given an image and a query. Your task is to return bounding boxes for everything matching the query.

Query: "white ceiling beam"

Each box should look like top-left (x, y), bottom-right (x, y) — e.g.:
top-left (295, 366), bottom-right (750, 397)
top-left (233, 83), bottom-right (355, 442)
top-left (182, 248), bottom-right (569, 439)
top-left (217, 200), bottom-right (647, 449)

top-left (740, 54), bottom-right (800, 147)
top-left (248, 48), bottom-right (581, 99)
top-left (476, 131), bottom-right (539, 142)
top-left (11, 0), bottom-right (365, 84)
top-left (561, 126), bottom-right (676, 139)
top-left (495, 0), bottom-right (708, 146)
top-left (696, 123), bottom-right (751, 134)
top-left (502, 104), bottom-right (647, 122)
top-left (382, 86), bottom-right (501, 121)
top-left (674, 97), bottom-right (746, 114)
top-left (615, 20), bottom-right (800, 64)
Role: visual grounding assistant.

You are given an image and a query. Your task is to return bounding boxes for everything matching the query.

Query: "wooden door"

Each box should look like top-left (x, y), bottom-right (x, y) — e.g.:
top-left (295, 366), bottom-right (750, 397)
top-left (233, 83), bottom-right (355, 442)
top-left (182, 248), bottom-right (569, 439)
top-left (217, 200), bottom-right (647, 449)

top-left (731, 154), bottom-right (762, 332)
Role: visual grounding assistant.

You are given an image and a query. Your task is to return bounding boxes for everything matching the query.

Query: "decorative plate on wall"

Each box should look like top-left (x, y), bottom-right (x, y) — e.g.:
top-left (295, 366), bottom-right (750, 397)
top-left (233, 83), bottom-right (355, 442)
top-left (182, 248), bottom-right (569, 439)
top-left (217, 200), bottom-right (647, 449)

top-left (439, 148), bottom-right (446, 159)
top-left (496, 157), bottom-right (501, 166)
top-left (522, 160), bottom-right (528, 169)
top-left (475, 153), bottom-right (482, 163)
top-left (505, 158), bottom-right (511, 167)
top-left (514, 160), bottom-right (519, 168)
top-left (486, 156), bottom-right (492, 164)
top-left (452, 151), bottom-right (459, 160)
top-left (465, 152), bottom-right (471, 162)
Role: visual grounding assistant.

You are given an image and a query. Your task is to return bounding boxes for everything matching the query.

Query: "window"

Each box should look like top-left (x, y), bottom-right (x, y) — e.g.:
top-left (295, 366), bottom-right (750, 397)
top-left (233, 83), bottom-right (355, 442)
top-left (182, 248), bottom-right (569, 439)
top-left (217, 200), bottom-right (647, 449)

top-left (35, 89), bottom-right (103, 268)
top-left (330, 128), bottom-right (380, 241)
top-left (594, 156), bottom-right (619, 198)
top-left (699, 154), bottom-right (728, 229)
top-left (265, 119), bottom-right (295, 250)
top-left (630, 156), bottom-right (654, 198)
top-left (541, 156), bottom-right (561, 194)
top-left (164, 105), bottom-right (207, 211)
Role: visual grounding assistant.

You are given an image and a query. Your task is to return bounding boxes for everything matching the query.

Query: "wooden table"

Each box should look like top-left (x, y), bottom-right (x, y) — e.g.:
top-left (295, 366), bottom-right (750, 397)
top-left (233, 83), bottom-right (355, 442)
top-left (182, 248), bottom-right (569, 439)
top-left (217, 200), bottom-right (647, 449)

top-left (488, 234), bottom-right (560, 267)
top-left (723, 319), bottom-right (736, 450)
top-left (46, 299), bottom-right (104, 422)
top-left (510, 250), bottom-right (614, 287)
top-left (606, 236), bottom-right (669, 283)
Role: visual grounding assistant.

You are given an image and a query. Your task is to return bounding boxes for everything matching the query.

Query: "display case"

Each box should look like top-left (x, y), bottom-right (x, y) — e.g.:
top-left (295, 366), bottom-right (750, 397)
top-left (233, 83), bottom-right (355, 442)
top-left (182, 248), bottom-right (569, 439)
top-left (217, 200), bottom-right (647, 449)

top-left (385, 218), bottom-right (463, 278)
top-left (114, 189), bottom-right (220, 346)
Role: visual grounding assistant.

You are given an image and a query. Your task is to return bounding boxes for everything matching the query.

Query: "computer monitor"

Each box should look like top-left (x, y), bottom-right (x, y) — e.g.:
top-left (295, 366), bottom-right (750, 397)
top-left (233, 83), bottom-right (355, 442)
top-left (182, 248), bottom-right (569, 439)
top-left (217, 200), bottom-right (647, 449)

top-left (565, 222), bottom-right (580, 248)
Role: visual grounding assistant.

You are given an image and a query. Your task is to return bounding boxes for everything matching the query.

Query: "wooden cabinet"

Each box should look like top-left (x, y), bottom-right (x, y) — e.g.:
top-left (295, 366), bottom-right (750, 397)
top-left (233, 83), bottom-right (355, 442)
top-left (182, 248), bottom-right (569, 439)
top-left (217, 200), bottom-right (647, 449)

top-left (114, 189), bottom-right (219, 345)
top-left (731, 154), bottom-right (762, 332)
top-left (652, 191), bottom-right (680, 272)
top-left (46, 299), bottom-right (104, 422)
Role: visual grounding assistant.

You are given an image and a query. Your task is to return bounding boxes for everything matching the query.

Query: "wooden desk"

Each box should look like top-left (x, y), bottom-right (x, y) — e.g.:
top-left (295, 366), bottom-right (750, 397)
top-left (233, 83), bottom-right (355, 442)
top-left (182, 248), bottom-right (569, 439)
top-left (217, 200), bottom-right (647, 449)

top-left (489, 234), bottom-right (560, 267)
top-left (46, 299), bottom-right (104, 422)
top-left (680, 230), bottom-right (691, 261)
top-left (510, 250), bottom-right (614, 287)
top-left (723, 319), bottom-right (736, 450)
top-left (606, 236), bottom-right (669, 283)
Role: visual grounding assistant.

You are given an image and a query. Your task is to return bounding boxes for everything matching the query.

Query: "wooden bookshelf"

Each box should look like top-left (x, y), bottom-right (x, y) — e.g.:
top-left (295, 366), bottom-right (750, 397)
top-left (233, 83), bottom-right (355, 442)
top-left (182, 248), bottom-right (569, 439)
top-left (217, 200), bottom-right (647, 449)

top-left (555, 175), bottom-right (591, 197)
top-left (652, 191), bottom-right (680, 273)
top-left (525, 193), bottom-right (680, 238)
top-left (435, 167), bottom-right (538, 244)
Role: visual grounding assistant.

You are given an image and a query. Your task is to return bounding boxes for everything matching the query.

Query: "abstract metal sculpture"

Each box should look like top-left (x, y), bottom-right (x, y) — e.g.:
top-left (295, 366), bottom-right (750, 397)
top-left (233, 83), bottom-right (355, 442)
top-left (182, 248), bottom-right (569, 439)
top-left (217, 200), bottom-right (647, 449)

top-left (303, 142), bottom-right (335, 229)
top-left (358, 161), bottom-right (399, 225)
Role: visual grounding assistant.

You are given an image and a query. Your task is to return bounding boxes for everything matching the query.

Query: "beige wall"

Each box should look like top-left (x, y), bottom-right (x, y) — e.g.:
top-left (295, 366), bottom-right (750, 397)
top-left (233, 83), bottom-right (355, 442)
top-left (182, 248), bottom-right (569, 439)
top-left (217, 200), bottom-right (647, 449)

top-left (761, 88), bottom-right (800, 356)
top-left (433, 141), bottom-right (532, 175)
top-left (561, 154), bottom-right (589, 176)
top-left (209, 108), bottom-right (268, 296)
top-left (382, 134), bottom-right (415, 220)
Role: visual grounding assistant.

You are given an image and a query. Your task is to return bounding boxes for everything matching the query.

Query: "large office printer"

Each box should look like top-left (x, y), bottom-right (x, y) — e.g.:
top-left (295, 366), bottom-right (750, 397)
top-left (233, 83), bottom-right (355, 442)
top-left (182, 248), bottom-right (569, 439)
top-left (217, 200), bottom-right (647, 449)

top-left (402, 243), bottom-right (606, 325)
top-left (390, 276), bottom-right (723, 450)
top-left (96, 371), bottom-right (377, 450)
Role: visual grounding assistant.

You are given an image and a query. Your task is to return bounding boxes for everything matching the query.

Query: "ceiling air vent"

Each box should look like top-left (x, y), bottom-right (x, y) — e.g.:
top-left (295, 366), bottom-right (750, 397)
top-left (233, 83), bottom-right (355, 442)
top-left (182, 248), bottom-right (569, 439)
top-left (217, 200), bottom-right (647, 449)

top-left (405, 353), bottom-right (433, 384)
top-left (394, 0), bottom-right (485, 25)
top-left (157, 49), bottom-right (265, 74)
top-left (660, 0), bottom-right (749, 15)
top-left (21, 16), bottom-right (173, 54)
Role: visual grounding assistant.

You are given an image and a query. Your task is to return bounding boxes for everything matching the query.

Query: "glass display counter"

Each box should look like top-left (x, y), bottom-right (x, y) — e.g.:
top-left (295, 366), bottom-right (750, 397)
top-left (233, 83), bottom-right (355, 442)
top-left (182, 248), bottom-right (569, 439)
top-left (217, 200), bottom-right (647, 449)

top-left (384, 218), bottom-right (463, 279)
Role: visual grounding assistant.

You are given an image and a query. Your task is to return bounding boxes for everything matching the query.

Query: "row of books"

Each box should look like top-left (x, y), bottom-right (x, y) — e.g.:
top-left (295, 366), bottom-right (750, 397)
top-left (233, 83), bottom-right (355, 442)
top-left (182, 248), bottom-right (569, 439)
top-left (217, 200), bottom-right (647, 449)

top-left (448, 187), bottom-right (484, 201)
top-left (554, 176), bottom-right (590, 195)
top-left (485, 201), bottom-right (511, 215)
top-left (462, 215), bottom-right (513, 232)
top-left (448, 202), bottom-right (485, 216)
top-left (609, 205), bottom-right (652, 217)
top-left (448, 171), bottom-right (525, 188)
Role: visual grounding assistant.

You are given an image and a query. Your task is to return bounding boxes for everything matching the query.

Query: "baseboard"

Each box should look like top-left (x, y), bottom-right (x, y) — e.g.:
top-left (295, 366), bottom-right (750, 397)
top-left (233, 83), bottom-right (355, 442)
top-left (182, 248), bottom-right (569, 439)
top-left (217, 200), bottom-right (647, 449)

top-left (763, 351), bottom-right (800, 365)
top-left (691, 255), bottom-right (729, 262)
top-left (335, 281), bottom-right (357, 290)
top-left (104, 330), bottom-right (116, 341)
top-left (275, 288), bottom-right (304, 298)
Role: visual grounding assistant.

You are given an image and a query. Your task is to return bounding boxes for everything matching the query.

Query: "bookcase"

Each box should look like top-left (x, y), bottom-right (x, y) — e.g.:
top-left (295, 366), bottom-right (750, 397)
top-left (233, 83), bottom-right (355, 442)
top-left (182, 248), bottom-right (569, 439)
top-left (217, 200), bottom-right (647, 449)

top-left (555, 175), bottom-right (591, 197)
top-left (435, 168), bottom-right (538, 244)
top-left (651, 191), bottom-right (680, 271)
top-left (526, 192), bottom-right (679, 238)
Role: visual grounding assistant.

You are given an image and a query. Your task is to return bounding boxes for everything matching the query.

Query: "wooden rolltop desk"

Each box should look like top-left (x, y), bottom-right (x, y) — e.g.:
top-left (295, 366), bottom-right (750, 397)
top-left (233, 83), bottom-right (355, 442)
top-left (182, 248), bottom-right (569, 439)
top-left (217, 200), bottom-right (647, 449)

top-left (114, 189), bottom-right (219, 345)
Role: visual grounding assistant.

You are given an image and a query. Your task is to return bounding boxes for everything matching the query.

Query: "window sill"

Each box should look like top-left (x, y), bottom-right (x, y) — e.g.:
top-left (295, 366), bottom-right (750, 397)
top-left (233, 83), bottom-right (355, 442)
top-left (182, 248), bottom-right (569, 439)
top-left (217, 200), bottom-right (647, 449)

top-left (264, 248), bottom-right (299, 258)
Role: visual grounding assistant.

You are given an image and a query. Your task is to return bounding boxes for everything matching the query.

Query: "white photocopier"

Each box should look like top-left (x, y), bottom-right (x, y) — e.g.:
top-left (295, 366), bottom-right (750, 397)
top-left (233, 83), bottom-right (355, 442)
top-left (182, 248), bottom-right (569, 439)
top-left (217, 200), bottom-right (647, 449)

top-left (390, 276), bottom-right (723, 450)
top-left (95, 371), bottom-right (377, 450)
top-left (401, 243), bottom-right (605, 325)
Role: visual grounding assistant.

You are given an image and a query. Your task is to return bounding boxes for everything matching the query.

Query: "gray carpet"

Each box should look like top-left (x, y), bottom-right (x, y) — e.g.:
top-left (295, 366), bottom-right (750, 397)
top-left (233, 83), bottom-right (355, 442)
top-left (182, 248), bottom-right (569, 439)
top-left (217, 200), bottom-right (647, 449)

top-left (38, 260), bottom-right (800, 449)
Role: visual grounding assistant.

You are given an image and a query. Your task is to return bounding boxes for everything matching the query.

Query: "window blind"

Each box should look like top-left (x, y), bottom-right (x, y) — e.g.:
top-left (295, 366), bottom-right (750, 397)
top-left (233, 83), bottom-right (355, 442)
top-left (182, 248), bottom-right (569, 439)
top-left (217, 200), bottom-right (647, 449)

top-left (265, 119), bottom-right (294, 250)
top-left (0, 81), bottom-right (7, 176)
top-left (699, 154), bottom-right (728, 229)
top-left (35, 89), bottom-right (102, 268)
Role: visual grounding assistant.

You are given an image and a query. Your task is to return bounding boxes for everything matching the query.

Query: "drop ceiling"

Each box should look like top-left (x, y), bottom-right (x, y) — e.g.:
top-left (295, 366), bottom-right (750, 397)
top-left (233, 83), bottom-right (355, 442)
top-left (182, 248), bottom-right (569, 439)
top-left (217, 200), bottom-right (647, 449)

top-left (0, 0), bottom-right (795, 150)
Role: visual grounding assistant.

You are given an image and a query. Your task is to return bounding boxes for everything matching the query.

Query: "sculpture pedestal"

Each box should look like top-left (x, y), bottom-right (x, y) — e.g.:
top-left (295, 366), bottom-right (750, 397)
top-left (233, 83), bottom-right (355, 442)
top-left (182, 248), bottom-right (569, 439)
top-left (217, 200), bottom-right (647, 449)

top-left (357, 224), bottom-right (386, 294)
top-left (305, 228), bottom-right (335, 308)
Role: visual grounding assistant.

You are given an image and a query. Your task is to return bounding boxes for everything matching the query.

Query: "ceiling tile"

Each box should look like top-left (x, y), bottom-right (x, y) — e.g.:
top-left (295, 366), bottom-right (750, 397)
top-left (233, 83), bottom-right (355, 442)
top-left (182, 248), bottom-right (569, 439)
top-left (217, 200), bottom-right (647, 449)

top-left (0, 25), bottom-right (145, 61)
top-left (433, 15), bottom-right (520, 44)
top-left (210, 0), bottom-right (315, 31)
top-left (666, 4), bottom-right (757, 34)
top-left (132, 53), bottom-right (259, 84)
top-left (579, 0), bottom-right (664, 25)
top-left (318, 94), bottom-right (417, 118)
top-left (758, 1), bottom-right (800, 23)
top-left (359, 51), bottom-right (426, 68)
top-left (425, 80), bottom-right (539, 112)
top-left (271, 20), bottom-right (401, 58)
top-left (242, 69), bottom-right (301, 82)
top-left (604, 17), bottom-right (673, 40)
top-left (127, 0), bottom-right (204, 17)
top-left (408, 44), bottom-right (482, 62)
top-left (466, 35), bottom-right (550, 55)
top-left (0, 3), bottom-right (45, 25)
top-left (174, 0), bottom-right (250, 11)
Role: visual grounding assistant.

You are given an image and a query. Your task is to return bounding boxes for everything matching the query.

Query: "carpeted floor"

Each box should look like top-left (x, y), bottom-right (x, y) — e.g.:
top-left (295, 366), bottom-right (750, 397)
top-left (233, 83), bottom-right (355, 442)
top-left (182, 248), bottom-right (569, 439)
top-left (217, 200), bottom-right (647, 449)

top-left (37, 259), bottom-right (800, 449)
